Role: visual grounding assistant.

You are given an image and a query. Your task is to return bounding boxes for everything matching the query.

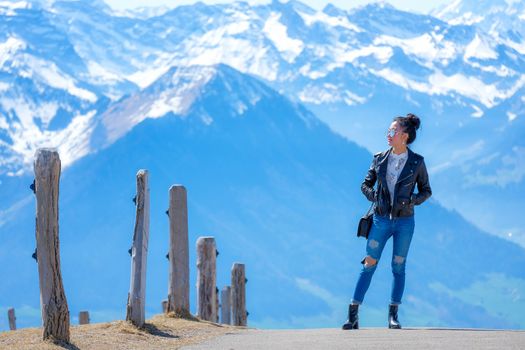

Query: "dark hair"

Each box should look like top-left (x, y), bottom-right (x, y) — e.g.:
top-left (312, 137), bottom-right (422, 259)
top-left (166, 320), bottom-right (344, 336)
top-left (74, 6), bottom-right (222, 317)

top-left (393, 113), bottom-right (421, 144)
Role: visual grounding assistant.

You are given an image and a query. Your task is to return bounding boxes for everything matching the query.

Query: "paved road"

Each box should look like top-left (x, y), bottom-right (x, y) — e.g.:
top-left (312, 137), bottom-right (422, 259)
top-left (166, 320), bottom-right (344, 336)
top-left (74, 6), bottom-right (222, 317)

top-left (182, 328), bottom-right (525, 350)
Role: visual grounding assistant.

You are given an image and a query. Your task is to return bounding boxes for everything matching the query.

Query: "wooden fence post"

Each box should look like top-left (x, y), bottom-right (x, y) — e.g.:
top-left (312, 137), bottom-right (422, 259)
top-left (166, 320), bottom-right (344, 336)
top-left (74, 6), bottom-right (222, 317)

top-left (196, 237), bottom-right (216, 322)
top-left (231, 263), bottom-right (247, 326)
top-left (126, 169), bottom-right (150, 328)
top-left (220, 286), bottom-right (231, 325)
top-left (34, 149), bottom-right (70, 342)
top-left (167, 185), bottom-right (190, 316)
top-left (161, 300), bottom-right (168, 313)
top-left (8, 308), bottom-right (16, 330)
top-left (79, 311), bottom-right (90, 325)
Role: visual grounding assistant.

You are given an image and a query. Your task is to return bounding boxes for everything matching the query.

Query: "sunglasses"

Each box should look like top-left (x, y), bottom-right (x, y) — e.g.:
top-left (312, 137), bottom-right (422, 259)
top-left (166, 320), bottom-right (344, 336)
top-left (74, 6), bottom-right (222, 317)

top-left (387, 128), bottom-right (404, 138)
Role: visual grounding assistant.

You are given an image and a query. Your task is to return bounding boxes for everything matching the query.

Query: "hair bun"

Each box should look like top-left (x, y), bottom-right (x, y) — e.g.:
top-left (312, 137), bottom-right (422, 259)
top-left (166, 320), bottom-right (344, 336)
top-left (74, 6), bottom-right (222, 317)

top-left (406, 113), bottom-right (421, 130)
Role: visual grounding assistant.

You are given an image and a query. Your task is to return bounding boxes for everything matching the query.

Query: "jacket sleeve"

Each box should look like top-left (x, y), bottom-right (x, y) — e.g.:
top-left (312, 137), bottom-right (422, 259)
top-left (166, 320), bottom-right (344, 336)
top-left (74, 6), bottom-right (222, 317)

top-left (412, 159), bottom-right (432, 205)
top-left (361, 157), bottom-right (377, 202)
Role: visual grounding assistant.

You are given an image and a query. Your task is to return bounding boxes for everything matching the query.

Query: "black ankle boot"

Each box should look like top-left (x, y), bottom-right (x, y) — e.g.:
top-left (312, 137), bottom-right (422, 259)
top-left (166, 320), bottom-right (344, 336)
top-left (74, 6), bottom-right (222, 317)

top-left (388, 304), bottom-right (401, 329)
top-left (342, 304), bottom-right (359, 330)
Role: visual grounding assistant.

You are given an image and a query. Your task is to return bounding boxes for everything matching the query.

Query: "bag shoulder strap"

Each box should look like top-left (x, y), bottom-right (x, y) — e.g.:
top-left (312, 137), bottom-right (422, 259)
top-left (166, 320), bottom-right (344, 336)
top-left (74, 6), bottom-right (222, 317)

top-left (365, 202), bottom-right (375, 216)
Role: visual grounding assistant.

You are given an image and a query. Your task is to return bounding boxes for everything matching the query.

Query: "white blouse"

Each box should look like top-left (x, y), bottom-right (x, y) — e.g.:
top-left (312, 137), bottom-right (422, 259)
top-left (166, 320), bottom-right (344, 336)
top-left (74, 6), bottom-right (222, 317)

top-left (386, 150), bottom-right (408, 204)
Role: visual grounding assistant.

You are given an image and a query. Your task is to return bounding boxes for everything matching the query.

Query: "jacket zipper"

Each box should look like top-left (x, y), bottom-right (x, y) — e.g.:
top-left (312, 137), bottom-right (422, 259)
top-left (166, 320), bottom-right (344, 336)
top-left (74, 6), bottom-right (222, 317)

top-left (391, 164), bottom-right (415, 219)
top-left (396, 171), bottom-right (412, 185)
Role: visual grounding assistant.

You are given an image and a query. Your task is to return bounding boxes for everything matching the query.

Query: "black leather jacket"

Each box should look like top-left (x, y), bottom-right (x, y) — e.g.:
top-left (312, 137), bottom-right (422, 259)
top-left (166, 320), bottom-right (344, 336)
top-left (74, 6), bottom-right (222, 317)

top-left (361, 148), bottom-right (432, 218)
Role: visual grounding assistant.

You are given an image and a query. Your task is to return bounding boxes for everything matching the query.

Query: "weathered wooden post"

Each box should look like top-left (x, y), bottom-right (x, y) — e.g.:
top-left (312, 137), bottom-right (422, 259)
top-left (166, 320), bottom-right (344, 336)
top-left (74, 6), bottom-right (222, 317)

top-left (161, 300), bottom-right (168, 313)
top-left (231, 263), bottom-right (247, 326)
top-left (8, 308), bottom-right (16, 330)
top-left (79, 311), bottom-right (90, 325)
top-left (196, 237), bottom-right (217, 322)
top-left (126, 169), bottom-right (150, 328)
top-left (34, 149), bottom-right (70, 342)
top-left (167, 185), bottom-right (190, 316)
top-left (220, 286), bottom-right (231, 325)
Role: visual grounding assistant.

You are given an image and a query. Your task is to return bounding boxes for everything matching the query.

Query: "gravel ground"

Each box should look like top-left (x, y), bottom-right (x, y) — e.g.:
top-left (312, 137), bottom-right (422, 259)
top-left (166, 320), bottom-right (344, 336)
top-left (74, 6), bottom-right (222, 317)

top-left (0, 314), bottom-right (243, 350)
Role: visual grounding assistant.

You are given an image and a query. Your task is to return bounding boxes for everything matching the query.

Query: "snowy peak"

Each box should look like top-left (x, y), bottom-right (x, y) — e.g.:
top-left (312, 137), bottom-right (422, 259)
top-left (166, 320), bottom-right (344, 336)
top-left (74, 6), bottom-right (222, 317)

top-left (432, 0), bottom-right (525, 64)
top-left (434, 0), bottom-right (525, 25)
top-left (111, 5), bottom-right (172, 19)
top-left (348, 2), bottom-right (441, 38)
top-left (100, 65), bottom-right (216, 146)
top-left (0, 1), bottom-right (32, 15)
top-left (435, 0), bottom-right (513, 19)
top-left (321, 3), bottom-right (347, 17)
top-left (100, 64), bottom-right (279, 147)
top-left (269, 0), bottom-right (315, 14)
top-left (0, 30), bottom-right (101, 176)
top-left (46, 0), bottom-right (112, 13)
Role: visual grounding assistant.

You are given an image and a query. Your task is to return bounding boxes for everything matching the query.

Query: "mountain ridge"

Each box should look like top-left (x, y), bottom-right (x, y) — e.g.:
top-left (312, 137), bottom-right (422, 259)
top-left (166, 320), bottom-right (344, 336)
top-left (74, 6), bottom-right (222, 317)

top-left (1, 0), bottom-right (522, 173)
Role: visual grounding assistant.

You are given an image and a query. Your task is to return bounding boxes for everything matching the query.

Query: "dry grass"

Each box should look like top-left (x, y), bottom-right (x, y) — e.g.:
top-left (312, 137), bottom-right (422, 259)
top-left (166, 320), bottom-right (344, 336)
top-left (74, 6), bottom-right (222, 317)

top-left (0, 313), bottom-right (245, 350)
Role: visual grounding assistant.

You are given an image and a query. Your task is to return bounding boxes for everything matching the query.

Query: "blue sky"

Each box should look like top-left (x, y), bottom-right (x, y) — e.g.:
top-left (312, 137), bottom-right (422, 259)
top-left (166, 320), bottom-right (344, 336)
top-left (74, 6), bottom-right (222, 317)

top-left (103, 0), bottom-right (453, 14)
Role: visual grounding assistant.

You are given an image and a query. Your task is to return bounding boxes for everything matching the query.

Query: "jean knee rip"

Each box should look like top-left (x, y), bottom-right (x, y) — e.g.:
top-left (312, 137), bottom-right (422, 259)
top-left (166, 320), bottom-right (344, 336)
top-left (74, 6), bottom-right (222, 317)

top-left (392, 256), bottom-right (406, 274)
top-left (393, 255), bottom-right (405, 264)
top-left (368, 239), bottom-right (379, 249)
top-left (361, 255), bottom-right (378, 270)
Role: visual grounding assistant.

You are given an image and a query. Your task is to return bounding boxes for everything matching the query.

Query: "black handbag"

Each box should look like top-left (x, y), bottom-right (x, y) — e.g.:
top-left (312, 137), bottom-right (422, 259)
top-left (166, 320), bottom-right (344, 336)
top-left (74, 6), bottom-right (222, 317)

top-left (357, 203), bottom-right (374, 239)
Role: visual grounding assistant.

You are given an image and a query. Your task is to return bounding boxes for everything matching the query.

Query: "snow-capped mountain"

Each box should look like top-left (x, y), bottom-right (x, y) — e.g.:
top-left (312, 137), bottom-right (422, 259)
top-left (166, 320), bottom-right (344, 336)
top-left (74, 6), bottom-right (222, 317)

top-left (432, 0), bottom-right (525, 78)
top-left (81, 0), bottom-right (525, 111)
top-left (0, 1), bottom-right (524, 245)
top-left (1, 0), bottom-right (523, 166)
top-left (434, 0), bottom-right (525, 29)
top-left (96, 64), bottom-right (277, 147)
top-left (21, 0), bottom-right (523, 108)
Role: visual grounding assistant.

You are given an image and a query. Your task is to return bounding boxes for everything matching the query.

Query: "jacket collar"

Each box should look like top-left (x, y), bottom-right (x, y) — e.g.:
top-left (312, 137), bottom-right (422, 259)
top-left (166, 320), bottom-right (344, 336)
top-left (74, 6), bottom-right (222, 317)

top-left (377, 148), bottom-right (391, 182)
top-left (396, 148), bottom-right (418, 184)
top-left (377, 147), bottom-right (417, 184)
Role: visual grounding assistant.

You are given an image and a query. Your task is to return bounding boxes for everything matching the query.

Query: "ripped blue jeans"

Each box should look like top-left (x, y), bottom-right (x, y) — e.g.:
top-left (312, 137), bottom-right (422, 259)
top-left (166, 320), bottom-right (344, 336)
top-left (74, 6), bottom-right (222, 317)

top-left (352, 214), bottom-right (415, 305)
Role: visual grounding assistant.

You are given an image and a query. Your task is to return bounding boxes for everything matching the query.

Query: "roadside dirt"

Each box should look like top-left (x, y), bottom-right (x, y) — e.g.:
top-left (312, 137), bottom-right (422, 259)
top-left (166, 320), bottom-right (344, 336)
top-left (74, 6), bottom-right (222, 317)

top-left (0, 313), bottom-right (244, 350)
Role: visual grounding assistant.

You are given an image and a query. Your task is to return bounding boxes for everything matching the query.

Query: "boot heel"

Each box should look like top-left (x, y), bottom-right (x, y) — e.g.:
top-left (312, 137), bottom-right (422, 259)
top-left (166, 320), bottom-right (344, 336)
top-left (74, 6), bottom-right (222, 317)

top-left (342, 304), bottom-right (359, 330)
top-left (388, 304), bottom-right (402, 329)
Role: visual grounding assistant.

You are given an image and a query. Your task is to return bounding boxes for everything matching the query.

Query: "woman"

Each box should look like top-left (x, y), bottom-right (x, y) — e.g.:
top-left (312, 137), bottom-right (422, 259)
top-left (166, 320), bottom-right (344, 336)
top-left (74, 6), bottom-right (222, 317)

top-left (342, 113), bottom-right (432, 330)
